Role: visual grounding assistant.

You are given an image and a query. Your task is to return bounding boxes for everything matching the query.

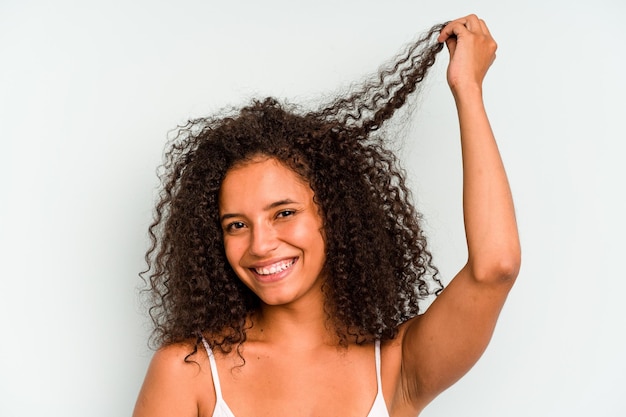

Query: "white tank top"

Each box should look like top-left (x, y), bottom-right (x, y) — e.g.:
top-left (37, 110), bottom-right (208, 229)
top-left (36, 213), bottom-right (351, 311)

top-left (202, 339), bottom-right (390, 417)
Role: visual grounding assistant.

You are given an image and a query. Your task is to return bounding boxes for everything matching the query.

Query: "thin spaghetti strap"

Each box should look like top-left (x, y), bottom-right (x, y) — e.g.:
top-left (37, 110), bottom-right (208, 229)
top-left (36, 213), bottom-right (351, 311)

top-left (375, 340), bottom-right (382, 388)
top-left (201, 337), bottom-right (224, 400)
top-left (365, 339), bottom-right (390, 417)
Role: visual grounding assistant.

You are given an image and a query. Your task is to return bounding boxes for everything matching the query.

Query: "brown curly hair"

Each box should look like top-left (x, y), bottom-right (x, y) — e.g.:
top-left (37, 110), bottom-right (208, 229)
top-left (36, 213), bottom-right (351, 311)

top-left (142, 23), bottom-right (447, 353)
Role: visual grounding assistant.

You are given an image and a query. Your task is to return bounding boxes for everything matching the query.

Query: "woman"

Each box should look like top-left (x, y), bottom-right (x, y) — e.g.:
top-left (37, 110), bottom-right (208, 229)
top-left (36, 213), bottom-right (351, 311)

top-left (134, 14), bottom-right (520, 417)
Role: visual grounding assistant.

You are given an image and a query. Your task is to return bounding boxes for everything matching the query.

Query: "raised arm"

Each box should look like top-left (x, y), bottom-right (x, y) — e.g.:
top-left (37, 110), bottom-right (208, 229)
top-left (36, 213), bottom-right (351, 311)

top-left (442, 15), bottom-right (520, 279)
top-left (398, 15), bottom-right (521, 410)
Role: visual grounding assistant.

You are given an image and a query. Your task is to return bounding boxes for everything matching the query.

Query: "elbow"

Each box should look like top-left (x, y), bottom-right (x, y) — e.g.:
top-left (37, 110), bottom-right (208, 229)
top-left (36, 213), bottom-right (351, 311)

top-left (469, 249), bottom-right (521, 285)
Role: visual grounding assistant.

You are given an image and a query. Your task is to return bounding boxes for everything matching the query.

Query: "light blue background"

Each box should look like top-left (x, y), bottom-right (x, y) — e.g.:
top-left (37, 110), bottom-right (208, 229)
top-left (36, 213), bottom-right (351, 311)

top-left (1, 1), bottom-right (624, 415)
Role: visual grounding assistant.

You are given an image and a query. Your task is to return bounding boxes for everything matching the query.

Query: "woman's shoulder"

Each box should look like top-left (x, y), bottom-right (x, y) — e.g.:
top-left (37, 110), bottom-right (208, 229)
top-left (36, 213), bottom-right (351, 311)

top-left (133, 340), bottom-right (215, 417)
top-left (153, 339), bottom-right (208, 364)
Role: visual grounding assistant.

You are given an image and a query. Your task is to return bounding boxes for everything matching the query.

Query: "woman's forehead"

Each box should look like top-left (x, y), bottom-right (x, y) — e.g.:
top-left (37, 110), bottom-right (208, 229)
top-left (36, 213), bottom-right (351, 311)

top-left (219, 158), bottom-right (314, 213)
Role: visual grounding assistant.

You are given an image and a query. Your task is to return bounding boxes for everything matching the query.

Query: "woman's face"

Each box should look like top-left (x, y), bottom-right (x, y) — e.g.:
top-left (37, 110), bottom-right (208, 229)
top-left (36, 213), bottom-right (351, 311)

top-left (218, 157), bottom-right (326, 307)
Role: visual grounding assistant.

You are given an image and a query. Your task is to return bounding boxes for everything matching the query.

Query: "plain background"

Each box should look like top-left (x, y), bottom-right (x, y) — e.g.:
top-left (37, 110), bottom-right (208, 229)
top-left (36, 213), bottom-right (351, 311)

top-left (1, 0), bottom-right (625, 415)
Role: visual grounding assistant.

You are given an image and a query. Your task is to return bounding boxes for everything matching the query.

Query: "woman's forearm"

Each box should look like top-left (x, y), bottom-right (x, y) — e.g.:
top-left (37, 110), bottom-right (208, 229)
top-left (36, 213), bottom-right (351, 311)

top-left (455, 86), bottom-right (520, 282)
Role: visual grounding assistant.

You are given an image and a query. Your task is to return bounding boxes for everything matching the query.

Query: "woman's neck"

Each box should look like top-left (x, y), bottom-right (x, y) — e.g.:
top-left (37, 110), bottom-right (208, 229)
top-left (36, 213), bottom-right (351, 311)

top-left (248, 292), bottom-right (339, 350)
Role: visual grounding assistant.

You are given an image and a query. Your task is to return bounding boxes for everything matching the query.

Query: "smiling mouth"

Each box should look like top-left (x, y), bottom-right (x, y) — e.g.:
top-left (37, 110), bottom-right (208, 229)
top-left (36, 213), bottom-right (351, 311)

top-left (252, 258), bottom-right (297, 276)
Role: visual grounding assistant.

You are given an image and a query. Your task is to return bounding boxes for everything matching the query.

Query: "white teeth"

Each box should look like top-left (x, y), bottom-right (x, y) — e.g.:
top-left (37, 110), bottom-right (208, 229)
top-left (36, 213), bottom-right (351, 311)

top-left (254, 259), bottom-right (295, 275)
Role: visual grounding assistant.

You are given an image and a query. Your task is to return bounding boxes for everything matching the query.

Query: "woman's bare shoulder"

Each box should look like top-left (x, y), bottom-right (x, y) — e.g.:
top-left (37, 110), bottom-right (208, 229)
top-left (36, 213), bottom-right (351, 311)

top-left (154, 340), bottom-right (209, 369)
top-left (133, 341), bottom-right (215, 417)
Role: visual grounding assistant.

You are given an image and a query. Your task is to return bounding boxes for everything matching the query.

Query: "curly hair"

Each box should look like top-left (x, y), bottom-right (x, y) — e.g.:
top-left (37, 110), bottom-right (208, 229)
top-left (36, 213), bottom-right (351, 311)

top-left (142, 23), bottom-right (447, 353)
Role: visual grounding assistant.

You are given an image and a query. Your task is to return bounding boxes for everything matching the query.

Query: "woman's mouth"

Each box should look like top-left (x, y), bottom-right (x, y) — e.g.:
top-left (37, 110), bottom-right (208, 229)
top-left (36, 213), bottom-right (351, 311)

top-left (253, 258), bottom-right (297, 275)
top-left (250, 258), bottom-right (298, 282)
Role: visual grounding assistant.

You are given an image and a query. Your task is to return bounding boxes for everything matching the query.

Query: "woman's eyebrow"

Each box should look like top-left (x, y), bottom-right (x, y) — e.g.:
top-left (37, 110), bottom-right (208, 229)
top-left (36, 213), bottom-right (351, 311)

top-left (219, 213), bottom-right (240, 222)
top-left (264, 199), bottom-right (298, 211)
top-left (220, 199), bottom-right (300, 222)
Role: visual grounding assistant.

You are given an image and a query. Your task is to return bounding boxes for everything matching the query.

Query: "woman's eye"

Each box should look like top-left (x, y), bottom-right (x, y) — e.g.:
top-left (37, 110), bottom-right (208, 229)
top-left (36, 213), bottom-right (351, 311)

top-left (276, 210), bottom-right (295, 219)
top-left (226, 221), bottom-right (246, 232)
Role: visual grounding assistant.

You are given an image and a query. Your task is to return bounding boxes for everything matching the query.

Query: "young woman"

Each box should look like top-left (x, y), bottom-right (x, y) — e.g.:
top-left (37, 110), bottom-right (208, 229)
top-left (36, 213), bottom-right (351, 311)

top-left (133, 14), bottom-right (520, 417)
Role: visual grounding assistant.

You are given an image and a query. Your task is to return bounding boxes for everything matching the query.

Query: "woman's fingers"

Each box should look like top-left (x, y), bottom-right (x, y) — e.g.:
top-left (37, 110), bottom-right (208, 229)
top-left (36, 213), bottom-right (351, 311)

top-left (478, 18), bottom-right (491, 36)
top-left (437, 14), bottom-right (488, 42)
top-left (445, 36), bottom-right (457, 57)
top-left (437, 19), bottom-right (466, 43)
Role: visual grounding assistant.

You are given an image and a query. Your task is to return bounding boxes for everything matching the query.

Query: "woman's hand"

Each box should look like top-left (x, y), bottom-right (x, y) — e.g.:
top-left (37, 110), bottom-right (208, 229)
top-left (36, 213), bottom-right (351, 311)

top-left (437, 15), bottom-right (497, 96)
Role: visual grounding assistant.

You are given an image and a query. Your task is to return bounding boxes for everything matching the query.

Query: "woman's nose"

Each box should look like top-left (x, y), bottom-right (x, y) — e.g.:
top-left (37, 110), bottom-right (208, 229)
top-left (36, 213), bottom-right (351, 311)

top-left (248, 223), bottom-right (278, 257)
